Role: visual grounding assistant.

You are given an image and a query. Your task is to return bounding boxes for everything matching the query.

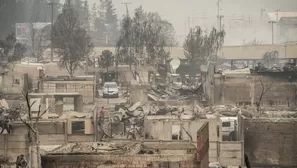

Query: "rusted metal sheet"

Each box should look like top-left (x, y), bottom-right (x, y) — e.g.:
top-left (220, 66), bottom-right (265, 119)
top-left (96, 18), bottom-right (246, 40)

top-left (197, 122), bottom-right (209, 168)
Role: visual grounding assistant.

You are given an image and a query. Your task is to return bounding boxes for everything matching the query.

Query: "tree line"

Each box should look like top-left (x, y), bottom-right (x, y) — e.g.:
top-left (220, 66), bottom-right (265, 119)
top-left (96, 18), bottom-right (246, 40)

top-left (0, 0), bottom-right (226, 77)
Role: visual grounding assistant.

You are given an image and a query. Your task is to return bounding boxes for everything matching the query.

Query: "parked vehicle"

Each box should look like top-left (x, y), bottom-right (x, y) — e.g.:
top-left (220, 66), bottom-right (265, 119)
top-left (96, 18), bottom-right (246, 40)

top-left (220, 117), bottom-right (238, 141)
top-left (102, 82), bottom-right (119, 98)
top-left (209, 162), bottom-right (222, 168)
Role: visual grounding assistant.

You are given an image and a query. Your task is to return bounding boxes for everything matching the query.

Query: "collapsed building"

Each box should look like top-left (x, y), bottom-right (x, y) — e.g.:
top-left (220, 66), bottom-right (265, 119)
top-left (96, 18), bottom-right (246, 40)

top-left (212, 72), bottom-right (297, 107)
top-left (41, 141), bottom-right (200, 168)
top-left (1, 121), bottom-right (210, 168)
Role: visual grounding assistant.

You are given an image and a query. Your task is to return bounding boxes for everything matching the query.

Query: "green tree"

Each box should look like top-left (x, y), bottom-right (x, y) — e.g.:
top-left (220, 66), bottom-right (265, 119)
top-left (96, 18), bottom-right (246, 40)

top-left (100, 49), bottom-right (114, 72)
top-left (0, 33), bottom-right (27, 69)
top-left (104, 0), bottom-right (118, 44)
top-left (116, 8), bottom-right (170, 71)
top-left (183, 26), bottom-right (225, 74)
top-left (94, 0), bottom-right (118, 46)
top-left (82, 0), bottom-right (90, 31)
top-left (52, 1), bottom-right (93, 77)
top-left (73, 0), bottom-right (84, 21)
top-left (134, 6), bottom-right (178, 47)
top-left (90, 3), bottom-right (98, 31)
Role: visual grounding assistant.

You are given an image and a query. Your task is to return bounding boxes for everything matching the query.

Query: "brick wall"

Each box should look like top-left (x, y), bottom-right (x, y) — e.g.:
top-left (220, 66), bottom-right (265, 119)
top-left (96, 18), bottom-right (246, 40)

top-left (244, 119), bottom-right (297, 167)
top-left (197, 122), bottom-right (209, 168)
top-left (214, 74), bottom-right (297, 107)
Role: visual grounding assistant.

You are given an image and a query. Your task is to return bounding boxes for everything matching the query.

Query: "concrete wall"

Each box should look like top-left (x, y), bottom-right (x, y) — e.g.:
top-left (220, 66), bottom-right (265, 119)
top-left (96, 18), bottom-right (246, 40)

top-left (0, 73), bottom-right (24, 94)
top-left (0, 121), bottom-right (96, 161)
top-left (244, 118), bottom-right (297, 167)
top-left (43, 80), bottom-right (95, 103)
top-left (0, 134), bottom-right (28, 161)
top-left (219, 141), bottom-right (244, 167)
top-left (144, 118), bottom-right (222, 142)
top-left (214, 74), bottom-right (297, 107)
top-left (197, 122), bottom-right (209, 168)
top-left (144, 118), bottom-right (222, 163)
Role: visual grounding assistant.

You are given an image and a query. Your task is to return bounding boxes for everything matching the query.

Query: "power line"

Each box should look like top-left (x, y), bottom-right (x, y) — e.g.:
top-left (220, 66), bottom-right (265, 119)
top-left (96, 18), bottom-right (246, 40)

top-left (121, 0), bottom-right (131, 16)
top-left (268, 21), bottom-right (277, 44)
top-left (217, 0), bottom-right (224, 31)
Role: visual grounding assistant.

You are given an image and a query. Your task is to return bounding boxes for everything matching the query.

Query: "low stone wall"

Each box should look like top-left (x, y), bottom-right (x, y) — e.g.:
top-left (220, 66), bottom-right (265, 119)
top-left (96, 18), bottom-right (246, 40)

top-left (42, 154), bottom-right (197, 168)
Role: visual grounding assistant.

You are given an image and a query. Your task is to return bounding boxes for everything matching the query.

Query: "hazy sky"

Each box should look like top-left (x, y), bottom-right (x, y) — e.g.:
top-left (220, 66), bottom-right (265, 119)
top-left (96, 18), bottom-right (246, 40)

top-left (88, 0), bottom-right (297, 45)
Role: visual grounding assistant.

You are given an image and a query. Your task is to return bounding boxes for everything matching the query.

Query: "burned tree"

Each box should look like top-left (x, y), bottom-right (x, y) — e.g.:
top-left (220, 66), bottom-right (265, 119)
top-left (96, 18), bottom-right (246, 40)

top-left (52, 1), bottom-right (93, 77)
top-left (0, 33), bottom-right (27, 70)
top-left (183, 26), bottom-right (225, 75)
top-left (262, 50), bottom-right (279, 69)
top-left (116, 7), bottom-right (172, 72)
top-left (256, 77), bottom-right (274, 113)
top-left (243, 38), bottom-right (265, 46)
top-left (19, 92), bottom-right (50, 168)
top-left (27, 22), bottom-right (50, 62)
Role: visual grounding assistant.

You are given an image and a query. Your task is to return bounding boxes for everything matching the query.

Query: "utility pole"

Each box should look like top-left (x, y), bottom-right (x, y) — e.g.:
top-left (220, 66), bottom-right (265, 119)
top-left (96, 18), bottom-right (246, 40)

top-left (268, 21), bottom-right (277, 44)
top-left (218, 15), bottom-right (224, 31)
top-left (276, 9), bottom-right (280, 22)
top-left (260, 9), bottom-right (265, 21)
top-left (275, 9), bottom-right (280, 37)
top-left (184, 20), bottom-right (187, 37)
top-left (192, 10), bottom-right (195, 27)
top-left (121, 0), bottom-right (131, 15)
top-left (188, 17), bottom-right (191, 29)
top-left (217, 0), bottom-right (224, 31)
top-left (285, 42), bottom-right (287, 58)
top-left (121, 0), bottom-right (132, 80)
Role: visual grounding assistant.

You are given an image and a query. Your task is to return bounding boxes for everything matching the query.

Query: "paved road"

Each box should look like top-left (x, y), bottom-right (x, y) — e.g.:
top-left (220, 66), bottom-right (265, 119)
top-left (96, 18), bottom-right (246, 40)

top-left (96, 90), bottom-right (127, 107)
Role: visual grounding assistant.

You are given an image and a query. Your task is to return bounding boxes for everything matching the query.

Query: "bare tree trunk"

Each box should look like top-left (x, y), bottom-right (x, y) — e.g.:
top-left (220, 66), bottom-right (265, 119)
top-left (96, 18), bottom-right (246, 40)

top-left (257, 77), bottom-right (273, 114)
top-left (28, 127), bottom-right (41, 168)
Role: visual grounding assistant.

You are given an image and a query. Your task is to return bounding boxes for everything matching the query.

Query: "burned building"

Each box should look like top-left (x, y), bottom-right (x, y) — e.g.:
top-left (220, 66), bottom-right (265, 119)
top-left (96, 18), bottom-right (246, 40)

top-left (40, 76), bottom-right (95, 104)
top-left (41, 141), bottom-right (199, 168)
top-left (144, 116), bottom-right (245, 167)
top-left (213, 73), bottom-right (297, 107)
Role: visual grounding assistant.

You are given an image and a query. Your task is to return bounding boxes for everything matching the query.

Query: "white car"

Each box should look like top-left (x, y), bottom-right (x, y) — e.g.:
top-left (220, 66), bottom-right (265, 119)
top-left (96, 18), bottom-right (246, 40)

top-left (209, 162), bottom-right (222, 168)
top-left (102, 82), bottom-right (119, 98)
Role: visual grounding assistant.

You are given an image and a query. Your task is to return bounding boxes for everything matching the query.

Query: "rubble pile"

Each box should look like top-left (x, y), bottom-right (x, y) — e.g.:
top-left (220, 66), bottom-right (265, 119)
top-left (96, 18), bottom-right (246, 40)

top-left (148, 83), bottom-right (203, 102)
top-left (46, 142), bottom-right (143, 155)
